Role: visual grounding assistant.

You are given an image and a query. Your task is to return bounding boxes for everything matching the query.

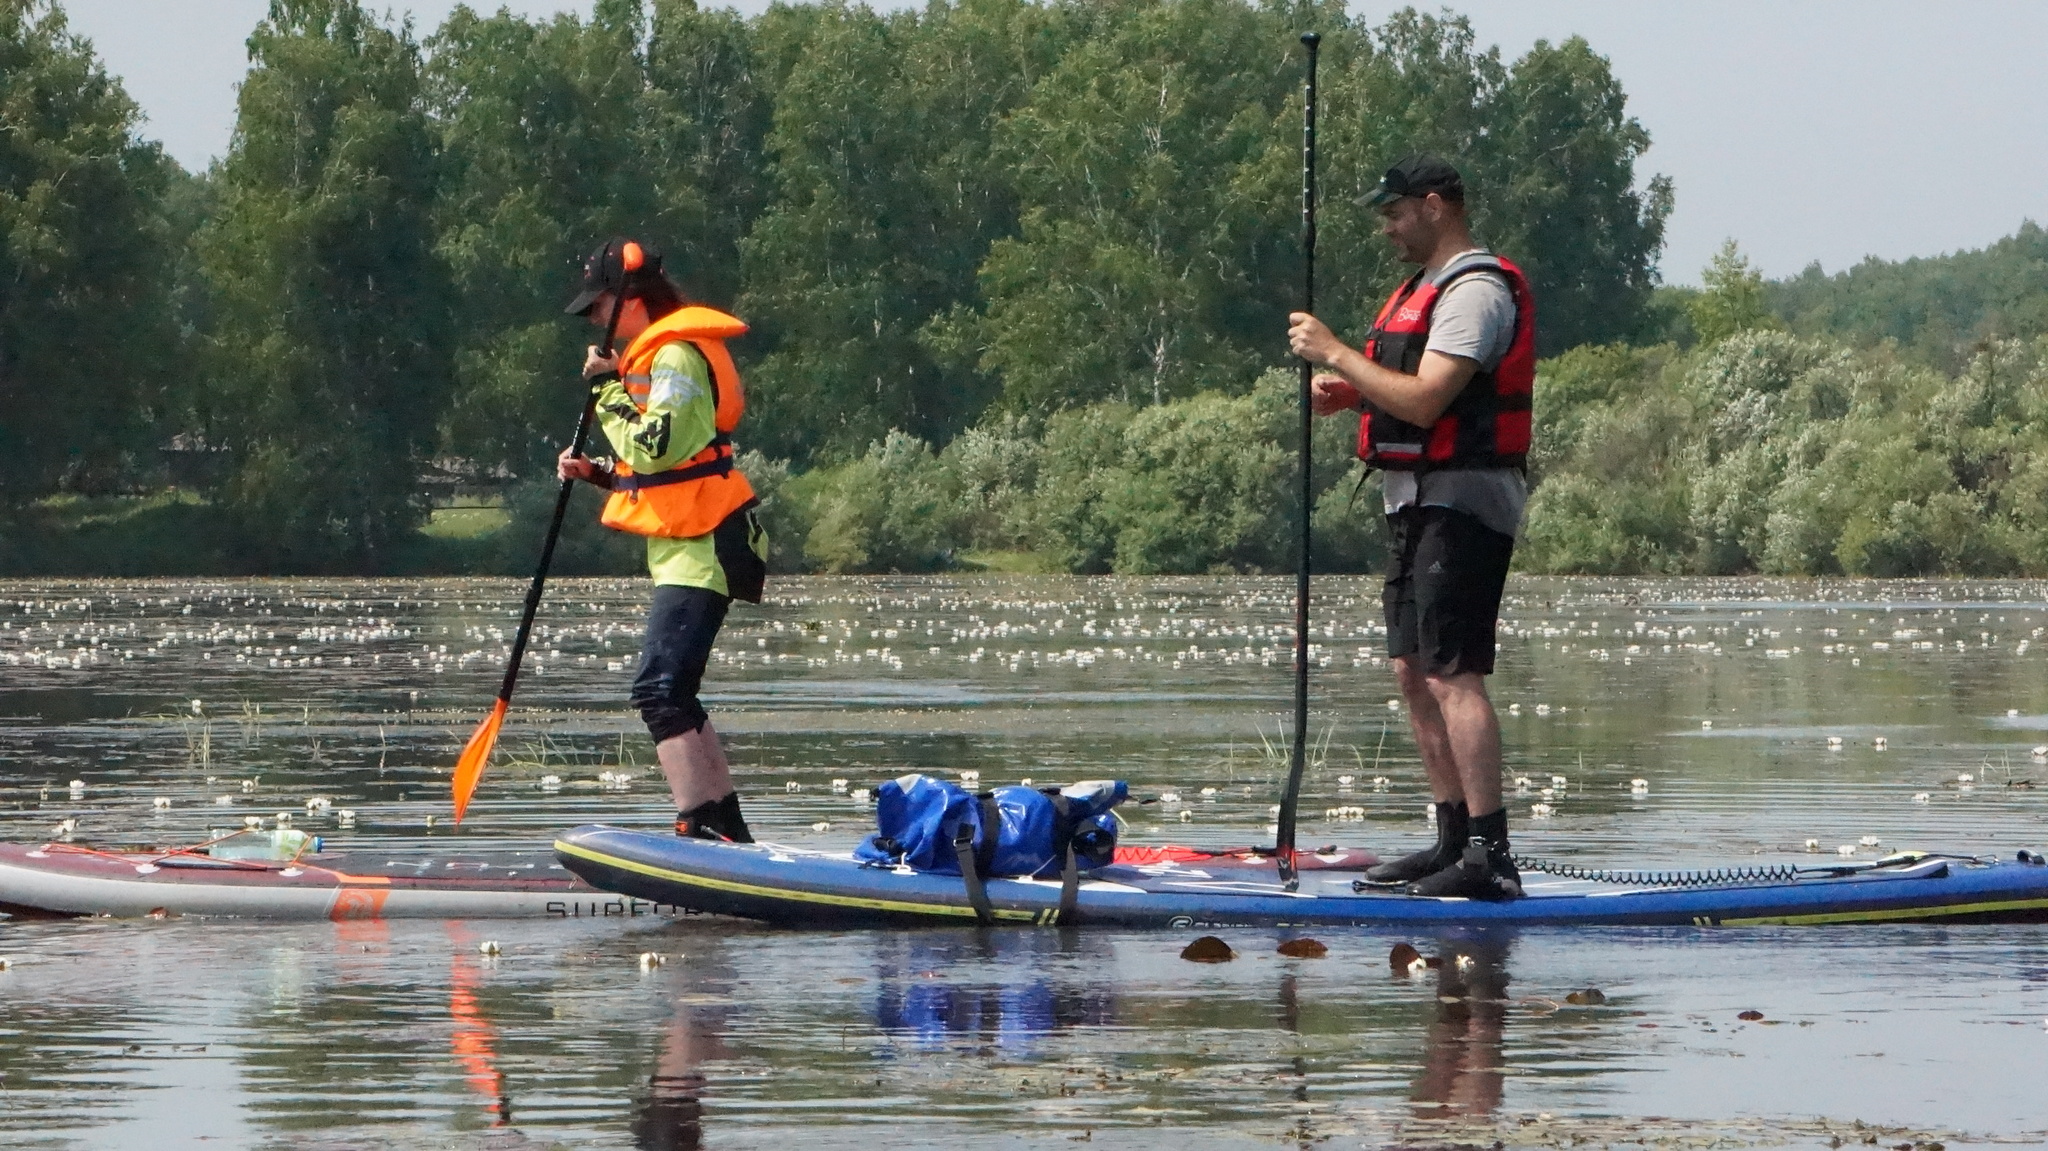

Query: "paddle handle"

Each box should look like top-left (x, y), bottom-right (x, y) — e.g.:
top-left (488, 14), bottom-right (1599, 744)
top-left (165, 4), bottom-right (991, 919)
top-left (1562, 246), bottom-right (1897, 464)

top-left (494, 397), bottom-right (596, 703)
top-left (1276, 30), bottom-right (1319, 889)
top-left (493, 294), bottom-right (625, 706)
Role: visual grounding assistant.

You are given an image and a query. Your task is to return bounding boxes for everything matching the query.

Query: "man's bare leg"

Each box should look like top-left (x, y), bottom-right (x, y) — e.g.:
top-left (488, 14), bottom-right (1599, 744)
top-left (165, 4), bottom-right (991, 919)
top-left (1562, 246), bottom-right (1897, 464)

top-left (1394, 655), bottom-right (1465, 804)
top-left (1411, 669), bottom-right (1519, 899)
top-left (1423, 671), bottom-right (1502, 816)
top-left (1367, 655), bottom-right (1474, 883)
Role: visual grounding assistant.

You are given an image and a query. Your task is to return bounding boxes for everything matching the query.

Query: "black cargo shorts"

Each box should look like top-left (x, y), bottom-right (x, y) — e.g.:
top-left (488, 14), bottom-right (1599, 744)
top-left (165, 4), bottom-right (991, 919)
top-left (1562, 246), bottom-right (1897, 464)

top-left (1382, 505), bottom-right (1515, 677)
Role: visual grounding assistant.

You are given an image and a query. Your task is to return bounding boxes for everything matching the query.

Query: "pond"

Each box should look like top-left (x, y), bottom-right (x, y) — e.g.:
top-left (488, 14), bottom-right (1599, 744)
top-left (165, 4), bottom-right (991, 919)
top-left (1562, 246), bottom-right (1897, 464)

top-left (3, 574), bottom-right (2046, 1148)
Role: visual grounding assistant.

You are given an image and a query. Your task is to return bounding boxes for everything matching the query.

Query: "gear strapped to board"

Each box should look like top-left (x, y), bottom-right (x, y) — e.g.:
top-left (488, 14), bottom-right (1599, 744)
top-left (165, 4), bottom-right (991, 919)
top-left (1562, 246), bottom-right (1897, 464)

top-left (855, 775), bottom-right (1128, 926)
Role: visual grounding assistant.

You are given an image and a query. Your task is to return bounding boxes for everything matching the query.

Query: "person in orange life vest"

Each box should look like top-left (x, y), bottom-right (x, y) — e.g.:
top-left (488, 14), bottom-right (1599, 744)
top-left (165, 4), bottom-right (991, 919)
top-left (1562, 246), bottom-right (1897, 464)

top-left (1286, 156), bottom-right (1536, 901)
top-left (557, 238), bottom-right (769, 842)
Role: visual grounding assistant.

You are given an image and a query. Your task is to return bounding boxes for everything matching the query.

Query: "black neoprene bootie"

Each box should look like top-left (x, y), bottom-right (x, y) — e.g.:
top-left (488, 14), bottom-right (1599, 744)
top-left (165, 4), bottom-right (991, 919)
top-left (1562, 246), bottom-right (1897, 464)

top-left (717, 791), bottom-right (754, 843)
top-left (1363, 801), bottom-right (1467, 884)
top-left (1409, 808), bottom-right (1522, 901)
top-left (675, 792), bottom-right (754, 843)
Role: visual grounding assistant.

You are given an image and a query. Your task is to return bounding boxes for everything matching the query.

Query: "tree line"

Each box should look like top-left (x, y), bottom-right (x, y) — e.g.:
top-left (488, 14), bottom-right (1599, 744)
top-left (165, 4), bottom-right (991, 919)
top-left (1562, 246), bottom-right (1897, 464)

top-left (1523, 242), bottom-right (2048, 578)
top-left (4, 0), bottom-right (2043, 579)
top-left (3, 0), bottom-right (1664, 572)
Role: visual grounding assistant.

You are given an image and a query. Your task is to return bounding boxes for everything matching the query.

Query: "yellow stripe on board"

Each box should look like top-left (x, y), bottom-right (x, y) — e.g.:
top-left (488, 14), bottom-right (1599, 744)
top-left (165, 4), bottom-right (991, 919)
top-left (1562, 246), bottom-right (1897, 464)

top-left (1717, 896), bottom-right (2048, 926)
top-left (555, 840), bottom-right (1043, 923)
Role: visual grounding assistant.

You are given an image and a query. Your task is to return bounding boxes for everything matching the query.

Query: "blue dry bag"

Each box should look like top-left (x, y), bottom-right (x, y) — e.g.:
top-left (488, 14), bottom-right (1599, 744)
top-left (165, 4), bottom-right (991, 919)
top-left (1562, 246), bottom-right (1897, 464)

top-left (854, 775), bottom-right (1127, 879)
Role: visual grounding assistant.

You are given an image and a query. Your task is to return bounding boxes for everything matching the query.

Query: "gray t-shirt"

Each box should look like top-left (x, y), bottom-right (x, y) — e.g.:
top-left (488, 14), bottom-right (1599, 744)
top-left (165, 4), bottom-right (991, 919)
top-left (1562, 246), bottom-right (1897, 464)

top-left (1380, 249), bottom-right (1527, 538)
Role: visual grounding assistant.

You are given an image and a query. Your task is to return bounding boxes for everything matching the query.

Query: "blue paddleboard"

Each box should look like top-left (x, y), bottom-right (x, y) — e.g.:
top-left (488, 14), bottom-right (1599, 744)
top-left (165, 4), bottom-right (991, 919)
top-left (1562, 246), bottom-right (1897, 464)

top-left (554, 825), bottom-right (2048, 928)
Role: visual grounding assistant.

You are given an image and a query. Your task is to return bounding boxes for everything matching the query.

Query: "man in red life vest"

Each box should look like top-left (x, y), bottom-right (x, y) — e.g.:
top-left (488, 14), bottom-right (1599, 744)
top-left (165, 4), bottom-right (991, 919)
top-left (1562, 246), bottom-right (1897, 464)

top-left (558, 238), bottom-right (768, 843)
top-left (1287, 156), bottom-right (1536, 901)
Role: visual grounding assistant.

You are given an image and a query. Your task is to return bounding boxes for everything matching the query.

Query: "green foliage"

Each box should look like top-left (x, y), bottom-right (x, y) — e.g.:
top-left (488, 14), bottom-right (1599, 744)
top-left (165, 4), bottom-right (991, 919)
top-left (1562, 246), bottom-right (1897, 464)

top-left (199, 0), bottom-right (448, 570)
top-left (968, 0), bottom-right (1289, 412)
top-left (1771, 219), bottom-right (2048, 370)
top-left (940, 412), bottom-right (1043, 550)
top-left (787, 431), bottom-right (962, 573)
top-left (0, 0), bottom-right (186, 498)
top-left (740, 0), bottom-right (1051, 463)
top-left (1098, 391), bottom-right (1289, 573)
top-left (1520, 329), bottom-right (2048, 577)
top-left (1516, 343), bottom-right (1691, 573)
top-left (743, 370), bottom-right (1383, 576)
top-left (0, 492), bottom-right (245, 575)
top-left (1688, 240), bottom-right (1777, 346)
top-left (25, 0), bottom-right (2048, 581)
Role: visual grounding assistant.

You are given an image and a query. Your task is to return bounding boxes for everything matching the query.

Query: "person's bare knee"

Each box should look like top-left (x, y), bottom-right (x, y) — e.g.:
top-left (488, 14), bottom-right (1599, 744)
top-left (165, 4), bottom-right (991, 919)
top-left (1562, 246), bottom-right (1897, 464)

top-left (1393, 655), bottom-right (1440, 709)
top-left (1424, 669), bottom-right (1488, 707)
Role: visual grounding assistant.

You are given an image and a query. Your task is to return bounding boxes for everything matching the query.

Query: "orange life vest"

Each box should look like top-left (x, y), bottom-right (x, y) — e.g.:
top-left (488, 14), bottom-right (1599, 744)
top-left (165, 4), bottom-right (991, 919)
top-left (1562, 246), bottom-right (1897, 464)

top-left (599, 305), bottom-right (757, 539)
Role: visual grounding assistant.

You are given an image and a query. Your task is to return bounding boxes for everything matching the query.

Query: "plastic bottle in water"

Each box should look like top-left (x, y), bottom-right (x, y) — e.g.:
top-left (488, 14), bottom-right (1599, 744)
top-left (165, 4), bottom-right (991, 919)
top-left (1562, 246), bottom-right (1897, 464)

top-left (210, 829), bottom-right (322, 861)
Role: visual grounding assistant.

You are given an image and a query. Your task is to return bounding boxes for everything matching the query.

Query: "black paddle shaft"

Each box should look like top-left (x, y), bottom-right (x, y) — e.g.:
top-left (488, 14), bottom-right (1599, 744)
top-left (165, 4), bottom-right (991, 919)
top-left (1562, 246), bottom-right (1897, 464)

top-left (1276, 31), bottom-right (1319, 890)
top-left (493, 298), bottom-right (626, 704)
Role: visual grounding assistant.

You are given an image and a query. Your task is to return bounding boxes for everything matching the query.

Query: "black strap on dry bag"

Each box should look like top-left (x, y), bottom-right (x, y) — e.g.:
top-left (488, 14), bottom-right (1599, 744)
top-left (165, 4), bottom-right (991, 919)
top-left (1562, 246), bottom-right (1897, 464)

top-left (952, 795), bottom-right (1002, 927)
top-left (1046, 791), bottom-right (1082, 927)
top-left (1056, 838), bottom-right (1080, 926)
top-left (952, 823), bottom-right (994, 926)
top-left (956, 791), bottom-right (1087, 928)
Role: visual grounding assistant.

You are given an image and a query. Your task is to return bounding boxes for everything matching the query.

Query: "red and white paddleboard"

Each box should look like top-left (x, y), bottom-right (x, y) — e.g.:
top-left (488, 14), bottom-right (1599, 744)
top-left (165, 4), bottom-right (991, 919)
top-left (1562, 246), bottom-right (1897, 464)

top-left (0, 840), bottom-right (695, 921)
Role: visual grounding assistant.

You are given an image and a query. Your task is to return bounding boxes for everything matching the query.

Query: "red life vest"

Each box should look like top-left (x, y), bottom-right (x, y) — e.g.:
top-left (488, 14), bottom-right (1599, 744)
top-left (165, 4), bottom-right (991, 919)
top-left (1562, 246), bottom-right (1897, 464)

top-left (599, 306), bottom-right (757, 539)
top-left (1357, 252), bottom-right (1535, 471)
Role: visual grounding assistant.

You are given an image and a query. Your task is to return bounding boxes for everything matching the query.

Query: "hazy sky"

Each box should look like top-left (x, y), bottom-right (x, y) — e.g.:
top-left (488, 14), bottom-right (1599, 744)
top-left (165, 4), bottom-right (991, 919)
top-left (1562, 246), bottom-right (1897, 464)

top-left (55, 0), bottom-right (2048, 285)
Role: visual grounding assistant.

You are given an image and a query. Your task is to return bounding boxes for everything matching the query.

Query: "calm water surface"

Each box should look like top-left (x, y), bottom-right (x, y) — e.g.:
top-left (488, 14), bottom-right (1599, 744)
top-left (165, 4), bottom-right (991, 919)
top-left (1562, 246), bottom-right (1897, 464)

top-left (3, 574), bottom-right (2048, 1149)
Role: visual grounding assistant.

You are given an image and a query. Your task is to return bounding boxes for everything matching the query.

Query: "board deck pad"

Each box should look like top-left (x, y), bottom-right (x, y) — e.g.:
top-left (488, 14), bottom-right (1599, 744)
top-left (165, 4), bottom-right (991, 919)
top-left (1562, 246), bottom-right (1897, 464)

top-left (0, 840), bottom-right (684, 921)
top-left (555, 825), bottom-right (2048, 929)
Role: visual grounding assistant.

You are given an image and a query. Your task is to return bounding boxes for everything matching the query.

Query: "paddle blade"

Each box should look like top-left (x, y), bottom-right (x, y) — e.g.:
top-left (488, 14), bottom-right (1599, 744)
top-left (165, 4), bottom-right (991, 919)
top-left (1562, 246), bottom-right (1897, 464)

top-left (451, 698), bottom-right (508, 826)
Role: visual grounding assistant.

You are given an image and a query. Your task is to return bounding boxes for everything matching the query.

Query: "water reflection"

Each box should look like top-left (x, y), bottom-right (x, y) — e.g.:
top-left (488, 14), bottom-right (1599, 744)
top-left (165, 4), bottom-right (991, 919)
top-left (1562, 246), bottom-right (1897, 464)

top-left (445, 925), bottom-right (510, 1124)
top-left (11, 576), bottom-right (2048, 1145)
top-left (615, 942), bottom-right (737, 1151)
top-left (860, 924), bottom-right (1520, 1122)
top-left (1410, 930), bottom-right (1511, 1118)
top-left (872, 930), bottom-right (1116, 1053)
top-left (632, 1000), bottom-right (724, 1151)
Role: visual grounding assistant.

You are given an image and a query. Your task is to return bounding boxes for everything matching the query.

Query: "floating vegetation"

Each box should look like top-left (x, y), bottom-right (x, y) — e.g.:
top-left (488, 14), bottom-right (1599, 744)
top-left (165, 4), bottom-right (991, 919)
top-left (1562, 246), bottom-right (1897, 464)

top-left (4, 575), bottom-right (2048, 1145)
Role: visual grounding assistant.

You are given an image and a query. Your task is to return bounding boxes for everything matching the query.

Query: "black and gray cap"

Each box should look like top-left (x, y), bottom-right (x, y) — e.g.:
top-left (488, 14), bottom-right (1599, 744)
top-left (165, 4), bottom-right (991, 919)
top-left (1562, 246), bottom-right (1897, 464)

top-left (1357, 154), bottom-right (1465, 208)
top-left (564, 237), bottom-right (665, 316)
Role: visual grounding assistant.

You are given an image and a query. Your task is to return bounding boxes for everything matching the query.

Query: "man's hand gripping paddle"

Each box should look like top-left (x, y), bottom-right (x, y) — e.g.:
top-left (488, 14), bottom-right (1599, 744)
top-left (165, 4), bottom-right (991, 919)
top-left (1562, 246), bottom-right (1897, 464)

top-left (451, 243), bottom-right (637, 825)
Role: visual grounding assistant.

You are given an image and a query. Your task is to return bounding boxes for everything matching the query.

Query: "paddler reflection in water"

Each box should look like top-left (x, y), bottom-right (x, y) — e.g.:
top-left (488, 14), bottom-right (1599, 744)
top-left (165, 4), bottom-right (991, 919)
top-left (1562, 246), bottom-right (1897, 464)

top-left (1409, 932), bottom-right (1511, 1116)
top-left (1287, 156), bottom-right (1536, 901)
top-left (632, 995), bottom-right (730, 1150)
top-left (558, 238), bottom-right (769, 842)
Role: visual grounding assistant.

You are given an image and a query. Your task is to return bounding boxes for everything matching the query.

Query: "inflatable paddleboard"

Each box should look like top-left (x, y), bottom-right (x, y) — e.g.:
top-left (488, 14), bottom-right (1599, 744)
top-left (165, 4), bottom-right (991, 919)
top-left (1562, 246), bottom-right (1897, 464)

top-left (0, 840), bottom-right (691, 921)
top-left (555, 825), bottom-right (2048, 928)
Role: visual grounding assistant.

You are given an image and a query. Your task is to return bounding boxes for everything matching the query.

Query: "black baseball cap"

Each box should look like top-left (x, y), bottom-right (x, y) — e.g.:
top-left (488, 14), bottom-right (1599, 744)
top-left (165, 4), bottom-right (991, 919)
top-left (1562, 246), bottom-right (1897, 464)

top-left (564, 237), bottom-right (664, 315)
top-left (1358, 155), bottom-right (1465, 208)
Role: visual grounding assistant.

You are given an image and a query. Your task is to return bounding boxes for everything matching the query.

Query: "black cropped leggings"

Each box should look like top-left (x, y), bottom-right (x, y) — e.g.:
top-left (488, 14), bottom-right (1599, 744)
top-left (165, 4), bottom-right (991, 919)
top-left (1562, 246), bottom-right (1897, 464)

top-left (628, 584), bottom-right (730, 742)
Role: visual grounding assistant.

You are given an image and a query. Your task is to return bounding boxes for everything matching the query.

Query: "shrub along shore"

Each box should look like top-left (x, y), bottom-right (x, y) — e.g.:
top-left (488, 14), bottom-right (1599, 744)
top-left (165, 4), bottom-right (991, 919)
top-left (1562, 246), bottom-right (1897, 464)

top-left (5, 0), bottom-right (2045, 577)
top-left (16, 321), bottom-right (2048, 580)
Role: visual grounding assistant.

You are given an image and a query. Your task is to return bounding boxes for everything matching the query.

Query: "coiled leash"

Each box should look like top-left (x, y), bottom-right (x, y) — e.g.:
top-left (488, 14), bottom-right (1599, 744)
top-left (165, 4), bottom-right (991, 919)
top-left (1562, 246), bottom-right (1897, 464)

top-left (1509, 857), bottom-right (1801, 889)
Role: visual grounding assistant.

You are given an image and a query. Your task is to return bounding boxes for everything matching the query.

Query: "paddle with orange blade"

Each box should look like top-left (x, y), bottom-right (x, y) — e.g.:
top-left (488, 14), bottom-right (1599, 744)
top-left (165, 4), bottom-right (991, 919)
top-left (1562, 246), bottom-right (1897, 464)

top-left (452, 258), bottom-right (629, 825)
